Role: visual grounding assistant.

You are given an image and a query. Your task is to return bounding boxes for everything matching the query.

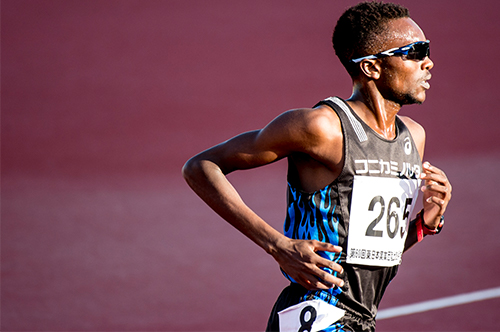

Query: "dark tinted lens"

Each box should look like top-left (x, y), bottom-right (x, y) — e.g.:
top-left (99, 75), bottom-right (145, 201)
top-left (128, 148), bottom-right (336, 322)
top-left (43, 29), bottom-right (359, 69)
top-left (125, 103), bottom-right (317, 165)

top-left (406, 42), bottom-right (430, 60)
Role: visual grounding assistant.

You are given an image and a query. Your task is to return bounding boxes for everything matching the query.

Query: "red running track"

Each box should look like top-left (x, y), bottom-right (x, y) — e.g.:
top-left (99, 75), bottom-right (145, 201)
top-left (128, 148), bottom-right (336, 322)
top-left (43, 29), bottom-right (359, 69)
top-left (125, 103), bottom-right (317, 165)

top-left (3, 1), bottom-right (500, 330)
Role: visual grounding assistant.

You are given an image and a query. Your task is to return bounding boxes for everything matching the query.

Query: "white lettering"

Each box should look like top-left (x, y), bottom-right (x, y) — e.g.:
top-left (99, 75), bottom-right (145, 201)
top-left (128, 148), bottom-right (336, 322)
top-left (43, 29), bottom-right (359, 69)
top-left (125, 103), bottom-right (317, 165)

top-left (354, 159), bottom-right (420, 179)
top-left (355, 160), bottom-right (368, 174)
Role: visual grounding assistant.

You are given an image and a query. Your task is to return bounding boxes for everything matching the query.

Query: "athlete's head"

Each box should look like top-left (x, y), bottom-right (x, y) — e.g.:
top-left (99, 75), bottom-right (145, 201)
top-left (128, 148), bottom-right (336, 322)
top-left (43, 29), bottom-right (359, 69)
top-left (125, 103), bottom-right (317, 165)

top-left (333, 1), bottom-right (410, 77)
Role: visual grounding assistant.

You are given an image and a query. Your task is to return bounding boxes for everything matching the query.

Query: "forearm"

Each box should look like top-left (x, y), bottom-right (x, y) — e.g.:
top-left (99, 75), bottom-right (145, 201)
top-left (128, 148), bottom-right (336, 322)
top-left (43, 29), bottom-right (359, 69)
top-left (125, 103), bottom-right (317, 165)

top-left (182, 157), bottom-right (284, 254)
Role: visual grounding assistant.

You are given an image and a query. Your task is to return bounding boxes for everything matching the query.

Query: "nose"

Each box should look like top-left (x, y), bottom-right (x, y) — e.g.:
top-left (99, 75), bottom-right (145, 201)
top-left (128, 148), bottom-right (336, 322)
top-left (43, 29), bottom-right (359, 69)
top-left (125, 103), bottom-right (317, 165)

top-left (422, 56), bottom-right (434, 71)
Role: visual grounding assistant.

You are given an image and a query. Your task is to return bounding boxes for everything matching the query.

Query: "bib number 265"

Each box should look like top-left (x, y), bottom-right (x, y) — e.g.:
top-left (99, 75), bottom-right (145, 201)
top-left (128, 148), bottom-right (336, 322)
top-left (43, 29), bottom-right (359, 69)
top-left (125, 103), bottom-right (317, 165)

top-left (365, 196), bottom-right (413, 239)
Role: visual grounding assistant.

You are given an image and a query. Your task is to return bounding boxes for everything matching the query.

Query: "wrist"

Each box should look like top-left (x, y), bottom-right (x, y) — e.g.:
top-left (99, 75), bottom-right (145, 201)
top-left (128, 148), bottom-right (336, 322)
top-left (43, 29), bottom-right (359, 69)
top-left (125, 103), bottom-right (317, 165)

top-left (414, 209), bottom-right (444, 242)
top-left (263, 231), bottom-right (289, 257)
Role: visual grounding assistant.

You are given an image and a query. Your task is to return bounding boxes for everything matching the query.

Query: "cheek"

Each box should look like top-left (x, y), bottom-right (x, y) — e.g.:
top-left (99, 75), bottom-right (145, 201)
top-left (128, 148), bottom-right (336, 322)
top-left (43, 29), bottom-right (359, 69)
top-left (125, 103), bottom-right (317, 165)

top-left (380, 68), bottom-right (406, 92)
top-left (378, 66), bottom-right (425, 105)
top-left (388, 70), bottom-right (417, 93)
top-left (382, 61), bottom-right (419, 89)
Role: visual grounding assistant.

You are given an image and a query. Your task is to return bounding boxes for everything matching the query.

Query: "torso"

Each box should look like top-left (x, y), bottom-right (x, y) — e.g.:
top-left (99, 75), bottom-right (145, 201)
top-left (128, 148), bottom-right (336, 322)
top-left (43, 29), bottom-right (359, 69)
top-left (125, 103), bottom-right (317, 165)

top-left (283, 97), bottom-right (423, 322)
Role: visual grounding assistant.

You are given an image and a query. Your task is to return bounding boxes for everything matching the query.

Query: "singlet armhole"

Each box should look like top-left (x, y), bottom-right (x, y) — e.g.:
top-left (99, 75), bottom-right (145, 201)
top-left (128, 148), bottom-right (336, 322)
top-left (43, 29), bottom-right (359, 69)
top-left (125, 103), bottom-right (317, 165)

top-left (286, 100), bottom-right (348, 196)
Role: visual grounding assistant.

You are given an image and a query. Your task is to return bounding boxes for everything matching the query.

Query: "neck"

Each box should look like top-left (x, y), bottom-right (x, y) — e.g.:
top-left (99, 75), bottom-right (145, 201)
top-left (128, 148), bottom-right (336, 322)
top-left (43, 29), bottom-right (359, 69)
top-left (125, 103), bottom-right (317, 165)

top-left (346, 82), bottom-right (401, 140)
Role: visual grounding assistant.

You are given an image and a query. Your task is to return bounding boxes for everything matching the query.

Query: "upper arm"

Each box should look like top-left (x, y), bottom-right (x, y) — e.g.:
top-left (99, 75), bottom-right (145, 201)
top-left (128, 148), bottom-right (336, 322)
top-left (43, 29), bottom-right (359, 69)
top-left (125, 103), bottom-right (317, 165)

top-left (189, 107), bottom-right (342, 175)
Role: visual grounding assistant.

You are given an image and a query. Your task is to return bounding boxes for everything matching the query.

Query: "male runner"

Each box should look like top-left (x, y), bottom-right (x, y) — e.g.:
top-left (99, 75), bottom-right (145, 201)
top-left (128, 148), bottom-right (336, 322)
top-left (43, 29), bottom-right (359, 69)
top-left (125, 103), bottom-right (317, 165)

top-left (183, 2), bottom-right (452, 331)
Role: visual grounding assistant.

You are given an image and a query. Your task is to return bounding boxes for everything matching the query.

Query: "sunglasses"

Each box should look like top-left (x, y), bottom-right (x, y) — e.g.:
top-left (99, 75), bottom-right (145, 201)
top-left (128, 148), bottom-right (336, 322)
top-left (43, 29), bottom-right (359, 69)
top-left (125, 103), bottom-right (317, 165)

top-left (350, 40), bottom-right (430, 63)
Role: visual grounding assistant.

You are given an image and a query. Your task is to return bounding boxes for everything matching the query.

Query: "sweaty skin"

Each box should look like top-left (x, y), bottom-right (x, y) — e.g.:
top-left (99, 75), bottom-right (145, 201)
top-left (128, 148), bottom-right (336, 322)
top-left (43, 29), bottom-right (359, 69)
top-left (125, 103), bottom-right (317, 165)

top-left (182, 17), bottom-right (452, 291)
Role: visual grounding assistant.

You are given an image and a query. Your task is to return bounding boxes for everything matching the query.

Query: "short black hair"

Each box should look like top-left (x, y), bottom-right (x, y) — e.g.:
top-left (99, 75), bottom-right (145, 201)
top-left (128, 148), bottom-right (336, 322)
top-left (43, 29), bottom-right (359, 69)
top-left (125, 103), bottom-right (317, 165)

top-left (332, 1), bottom-right (410, 76)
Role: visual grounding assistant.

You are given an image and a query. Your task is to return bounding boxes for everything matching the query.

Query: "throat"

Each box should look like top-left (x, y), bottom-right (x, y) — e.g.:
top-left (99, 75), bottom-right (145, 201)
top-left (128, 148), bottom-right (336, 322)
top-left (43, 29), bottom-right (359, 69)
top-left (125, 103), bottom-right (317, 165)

top-left (346, 93), bottom-right (400, 140)
top-left (373, 122), bottom-right (397, 140)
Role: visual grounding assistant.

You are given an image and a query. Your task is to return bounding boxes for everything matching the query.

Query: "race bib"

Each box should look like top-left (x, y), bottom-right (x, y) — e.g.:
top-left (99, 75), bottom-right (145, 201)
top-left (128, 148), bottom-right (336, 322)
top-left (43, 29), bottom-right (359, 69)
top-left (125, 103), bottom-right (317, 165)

top-left (278, 300), bottom-right (345, 332)
top-left (347, 176), bottom-right (420, 267)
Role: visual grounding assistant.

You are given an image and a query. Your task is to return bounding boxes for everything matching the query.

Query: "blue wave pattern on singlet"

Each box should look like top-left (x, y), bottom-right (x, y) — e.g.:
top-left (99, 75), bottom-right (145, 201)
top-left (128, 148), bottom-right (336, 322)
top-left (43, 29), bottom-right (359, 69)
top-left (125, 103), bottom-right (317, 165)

top-left (323, 322), bottom-right (346, 332)
top-left (283, 183), bottom-right (343, 306)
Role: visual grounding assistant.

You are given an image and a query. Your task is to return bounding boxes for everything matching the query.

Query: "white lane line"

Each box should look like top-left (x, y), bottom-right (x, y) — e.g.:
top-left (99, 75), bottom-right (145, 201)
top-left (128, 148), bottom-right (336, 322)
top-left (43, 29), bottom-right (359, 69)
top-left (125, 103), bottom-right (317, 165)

top-left (377, 286), bottom-right (500, 320)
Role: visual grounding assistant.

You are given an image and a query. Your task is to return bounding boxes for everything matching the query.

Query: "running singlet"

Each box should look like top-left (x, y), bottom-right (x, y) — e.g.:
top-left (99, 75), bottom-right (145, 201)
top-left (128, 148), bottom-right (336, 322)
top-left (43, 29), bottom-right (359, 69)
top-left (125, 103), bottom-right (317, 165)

top-left (279, 97), bottom-right (422, 331)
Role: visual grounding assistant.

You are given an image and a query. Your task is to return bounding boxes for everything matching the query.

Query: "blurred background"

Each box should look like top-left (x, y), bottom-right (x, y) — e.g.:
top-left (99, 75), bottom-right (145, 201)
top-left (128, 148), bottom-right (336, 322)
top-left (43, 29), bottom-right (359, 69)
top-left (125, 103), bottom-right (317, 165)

top-left (3, 0), bottom-right (500, 330)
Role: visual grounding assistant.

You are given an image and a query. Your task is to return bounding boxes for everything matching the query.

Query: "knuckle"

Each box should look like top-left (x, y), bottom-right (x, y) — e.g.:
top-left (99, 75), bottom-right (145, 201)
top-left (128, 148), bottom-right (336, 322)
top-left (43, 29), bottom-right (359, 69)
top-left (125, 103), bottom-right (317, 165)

top-left (308, 239), bottom-right (320, 247)
top-left (310, 280), bottom-right (323, 289)
top-left (320, 270), bottom-right (332, 280)
top-left (330, 262), bottom-right (341, 272)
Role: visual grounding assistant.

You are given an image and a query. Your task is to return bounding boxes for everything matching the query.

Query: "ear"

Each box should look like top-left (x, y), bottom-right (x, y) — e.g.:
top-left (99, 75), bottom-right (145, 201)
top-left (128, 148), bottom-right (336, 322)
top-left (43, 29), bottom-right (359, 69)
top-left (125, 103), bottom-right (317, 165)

top-left (359, 59), bottom-right (382, 80)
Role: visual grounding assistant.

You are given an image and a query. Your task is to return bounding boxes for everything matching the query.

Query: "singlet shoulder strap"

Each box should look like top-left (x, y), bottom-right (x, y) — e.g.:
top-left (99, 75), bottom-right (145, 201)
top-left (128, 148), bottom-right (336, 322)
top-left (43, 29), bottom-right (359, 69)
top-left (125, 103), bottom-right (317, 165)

top-left (314, 96), bottom-right (368, 143)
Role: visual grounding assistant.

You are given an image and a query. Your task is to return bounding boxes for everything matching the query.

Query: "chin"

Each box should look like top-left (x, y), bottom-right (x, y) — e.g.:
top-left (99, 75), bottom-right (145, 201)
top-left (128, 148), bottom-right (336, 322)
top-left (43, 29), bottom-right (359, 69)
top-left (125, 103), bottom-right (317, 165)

top-left (386, 89), bottom-right (427, 106)
top-left (415, 93), bottom-right (427, 105)
top-left (400, 91), bottom-right (426, 105)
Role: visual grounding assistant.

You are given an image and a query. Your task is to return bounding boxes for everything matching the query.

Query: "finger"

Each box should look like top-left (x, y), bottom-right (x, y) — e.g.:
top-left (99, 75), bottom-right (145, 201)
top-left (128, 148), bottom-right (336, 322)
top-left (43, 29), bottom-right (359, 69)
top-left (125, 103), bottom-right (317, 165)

top-left (304, 268), bottom-right (344, 290)
top-left (420, 169), bottom-right (448, 182)
top-left (421, 173), bottom-right (449, 187)
top-left (421, 183), bottom-right (449, 197)
top-left (425, 195), bottom-right (446, 206)
top-left (421, 173), bottom-right (452, 197)
top-left (311, 240), bottom-right (343, 253)
top-left (296, 271), bottom-right (332, 290)
top-left (422, 161), bottom-right (443, 174)
top-left (316, 271), bottom-right (345, 289)
top-left (288, 257), bottom-right (344, 290)
top-left (422, 162), bottom-right (451, 184)
top-left (302, 279), bottom-right (331, 291)
top-left (316, 257), bottom-right (344, 274)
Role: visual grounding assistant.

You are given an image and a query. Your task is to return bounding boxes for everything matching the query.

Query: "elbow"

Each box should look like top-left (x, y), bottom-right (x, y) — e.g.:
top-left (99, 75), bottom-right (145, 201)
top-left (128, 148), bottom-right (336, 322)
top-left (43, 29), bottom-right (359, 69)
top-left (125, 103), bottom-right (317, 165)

top-left (182, 151), bottom-right (227, 187)
top-left (182, 157), bottom-right (199, 184)
top-left (182, 154), bottom-right (215, 186)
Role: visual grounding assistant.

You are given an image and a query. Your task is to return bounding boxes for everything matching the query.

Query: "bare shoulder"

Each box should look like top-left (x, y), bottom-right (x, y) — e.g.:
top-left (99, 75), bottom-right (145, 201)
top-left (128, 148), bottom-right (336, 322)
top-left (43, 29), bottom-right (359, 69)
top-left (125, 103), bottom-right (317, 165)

top-left (399, 115), bottom-right (425, 139)
top-left (259, 104), bottom-right (343, 162)
top-left (271, 105), bottom-right (344, 190)
top-left (276, 105), bottom-right (342, 143)
top-left (399, 115), bottom-right (426, 157)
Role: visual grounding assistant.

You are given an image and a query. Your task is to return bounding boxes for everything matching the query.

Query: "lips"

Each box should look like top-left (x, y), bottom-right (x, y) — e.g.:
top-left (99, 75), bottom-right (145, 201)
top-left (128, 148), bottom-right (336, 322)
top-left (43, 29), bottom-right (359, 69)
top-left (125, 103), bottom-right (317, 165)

top-left (421, 74), bottom-right (431, 89)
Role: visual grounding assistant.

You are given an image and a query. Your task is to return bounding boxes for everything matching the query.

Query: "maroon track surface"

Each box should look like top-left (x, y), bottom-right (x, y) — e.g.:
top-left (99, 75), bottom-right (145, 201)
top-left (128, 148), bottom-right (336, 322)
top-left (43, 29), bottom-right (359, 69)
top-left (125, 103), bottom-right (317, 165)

top-left (2, 1), bottom-right (500, 331)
